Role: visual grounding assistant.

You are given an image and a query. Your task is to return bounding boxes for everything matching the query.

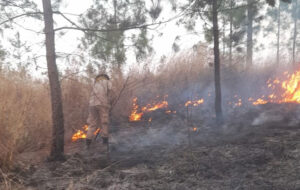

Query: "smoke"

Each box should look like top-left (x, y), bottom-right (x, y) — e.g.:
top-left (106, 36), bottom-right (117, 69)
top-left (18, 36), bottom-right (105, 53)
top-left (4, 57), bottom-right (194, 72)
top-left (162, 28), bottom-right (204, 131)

top-left (110, 117), bottom-right (188, 153)
top-left (109, 64), bottom-right (300, 153)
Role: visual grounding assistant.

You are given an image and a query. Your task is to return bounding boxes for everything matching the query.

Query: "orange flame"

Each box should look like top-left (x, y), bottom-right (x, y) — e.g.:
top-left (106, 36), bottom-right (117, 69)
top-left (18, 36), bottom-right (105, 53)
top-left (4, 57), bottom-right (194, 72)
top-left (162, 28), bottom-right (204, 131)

top-left (281, 71), bottom-right (300, 103)
top-left (252, 98), bottom-right (268, 105)
top-left (251, 69), bottom-right (300, 105)
top-left (129, 97), bottom-right (144, 121)
top-left (71, 130), bottom-right (87, 142)
top-left (185, 98), bottom-right (204, 107)
top-left (71, 125), bottom-right (100, 142)
top-left (143, 101), bottom-right (168, 111)
top-left (129, 97), bottom-right (170, 122)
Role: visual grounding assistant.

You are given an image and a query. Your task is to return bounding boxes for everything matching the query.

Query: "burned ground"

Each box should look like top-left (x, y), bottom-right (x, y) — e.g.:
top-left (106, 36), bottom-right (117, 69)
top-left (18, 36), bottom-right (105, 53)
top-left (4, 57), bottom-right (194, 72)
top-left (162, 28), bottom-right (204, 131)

top-left (2, 104), bottom-right (300, 190)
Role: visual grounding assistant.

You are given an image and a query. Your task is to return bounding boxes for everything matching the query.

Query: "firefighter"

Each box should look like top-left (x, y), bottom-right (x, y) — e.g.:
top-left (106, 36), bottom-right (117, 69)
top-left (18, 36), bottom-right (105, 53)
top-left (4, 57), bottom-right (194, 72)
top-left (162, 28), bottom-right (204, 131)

top-left (86, 73), bottom-right (113, 148)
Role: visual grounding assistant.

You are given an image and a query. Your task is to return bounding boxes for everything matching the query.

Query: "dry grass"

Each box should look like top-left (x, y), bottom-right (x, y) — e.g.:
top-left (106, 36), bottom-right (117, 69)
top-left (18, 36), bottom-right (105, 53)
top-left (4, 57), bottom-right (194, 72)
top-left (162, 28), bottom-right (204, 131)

top-left (0, 47), bottom-right (292, 173)
top-left (0, 70), bottom-right (52, 171)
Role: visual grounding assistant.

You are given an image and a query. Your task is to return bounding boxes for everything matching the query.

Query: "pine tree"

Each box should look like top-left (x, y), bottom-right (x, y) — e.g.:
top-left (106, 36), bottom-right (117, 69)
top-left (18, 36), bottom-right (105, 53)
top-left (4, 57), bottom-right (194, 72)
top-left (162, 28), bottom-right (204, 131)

top-left (42, 0), bottom-right (65, 161)
top-left (80, 0), bottom-right (158, 71)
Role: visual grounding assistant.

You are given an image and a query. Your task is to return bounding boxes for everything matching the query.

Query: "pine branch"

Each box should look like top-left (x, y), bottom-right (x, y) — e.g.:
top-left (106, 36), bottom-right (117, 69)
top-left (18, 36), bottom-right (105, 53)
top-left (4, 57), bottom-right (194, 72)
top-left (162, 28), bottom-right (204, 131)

top-left (0, 11), bottom-right (43, 26)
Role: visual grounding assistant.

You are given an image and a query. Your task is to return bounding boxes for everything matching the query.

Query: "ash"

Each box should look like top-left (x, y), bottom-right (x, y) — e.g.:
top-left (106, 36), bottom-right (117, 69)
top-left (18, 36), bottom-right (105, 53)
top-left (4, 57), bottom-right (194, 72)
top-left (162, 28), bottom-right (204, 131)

top-left (8, 104), bottom-right (300, 190)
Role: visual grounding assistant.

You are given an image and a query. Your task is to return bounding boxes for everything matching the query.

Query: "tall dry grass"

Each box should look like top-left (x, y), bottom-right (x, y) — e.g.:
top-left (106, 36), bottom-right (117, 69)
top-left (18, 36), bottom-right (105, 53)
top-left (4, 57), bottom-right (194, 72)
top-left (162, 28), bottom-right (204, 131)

top-left (0, 47), bottom-right (291, 173)
top-left (0, 70), bottom-right (51, 171)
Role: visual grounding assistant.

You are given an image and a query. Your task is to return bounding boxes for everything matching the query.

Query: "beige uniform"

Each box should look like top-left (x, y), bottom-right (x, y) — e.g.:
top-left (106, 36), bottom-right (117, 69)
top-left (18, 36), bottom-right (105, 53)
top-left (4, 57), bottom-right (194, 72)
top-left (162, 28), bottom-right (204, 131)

top-left (87, 79), bottom-right (112, 139)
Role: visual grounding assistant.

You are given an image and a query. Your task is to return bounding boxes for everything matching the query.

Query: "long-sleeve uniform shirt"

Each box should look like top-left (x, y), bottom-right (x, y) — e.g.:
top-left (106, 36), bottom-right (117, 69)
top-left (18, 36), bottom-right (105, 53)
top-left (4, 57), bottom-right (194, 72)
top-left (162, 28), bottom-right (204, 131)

top-left (89, 79), bottom-right (112, 108)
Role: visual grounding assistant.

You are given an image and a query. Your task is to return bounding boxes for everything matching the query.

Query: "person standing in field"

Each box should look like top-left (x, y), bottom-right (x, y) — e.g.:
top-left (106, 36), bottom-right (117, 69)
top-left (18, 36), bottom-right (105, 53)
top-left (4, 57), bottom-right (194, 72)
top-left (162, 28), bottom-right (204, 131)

top-left (86, 73), bottom-right (113, 148)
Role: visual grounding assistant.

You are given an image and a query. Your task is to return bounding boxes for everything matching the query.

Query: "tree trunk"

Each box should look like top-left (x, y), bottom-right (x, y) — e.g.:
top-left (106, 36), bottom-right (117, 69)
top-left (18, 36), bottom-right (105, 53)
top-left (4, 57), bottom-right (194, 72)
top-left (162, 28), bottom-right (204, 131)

top-left (277, 0), bottom-right (281, 65)
top-left (229, 0), bottom-right (233, 65)
top-left (42, 0), bottom-right (65, 161)
top-left (247, 0), bottom-right (253, 68)
top-left (222, 17), bottom-right (226, 56)
top-left (293, 0), bottom-right (298, 64)
top-left (212, 0), bottom-right (223, 122)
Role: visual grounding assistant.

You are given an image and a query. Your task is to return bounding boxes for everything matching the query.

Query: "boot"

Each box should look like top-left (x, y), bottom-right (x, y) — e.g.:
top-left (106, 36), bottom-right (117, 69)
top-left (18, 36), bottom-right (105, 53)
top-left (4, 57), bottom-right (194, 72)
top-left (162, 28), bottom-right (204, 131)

top-left (102, 137), bottom-right (108, 144)
top-left (86, 138), bottom-right (92, 149)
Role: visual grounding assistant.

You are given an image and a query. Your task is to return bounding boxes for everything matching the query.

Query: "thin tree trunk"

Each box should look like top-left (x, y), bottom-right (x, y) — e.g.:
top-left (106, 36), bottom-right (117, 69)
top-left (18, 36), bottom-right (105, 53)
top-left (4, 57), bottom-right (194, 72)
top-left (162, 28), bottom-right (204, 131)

top-left (223, 17), bottom-right (226, 56)
top-left (212, 0), bottom-right (223, 122)
top-left (293, 0), bottom-right (298, 64)
top-left (42, 0), bottom-right (65, 161)
top-left (229, 0), bottom-right (233, 65)
top-left (277, 0), bottom-right (281, 65)
top-left (247, 0), bottom-right (253, 68)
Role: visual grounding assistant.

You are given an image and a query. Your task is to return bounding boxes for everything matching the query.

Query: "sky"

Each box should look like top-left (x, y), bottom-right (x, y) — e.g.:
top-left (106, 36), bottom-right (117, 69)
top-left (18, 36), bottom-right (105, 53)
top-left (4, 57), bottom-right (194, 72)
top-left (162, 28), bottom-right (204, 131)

top-left (1, 0), bottom-right (287, 77)
top-left (1, 0), bottom-right (203, 77)
top-left (53, 0), bottom-right (203, 69)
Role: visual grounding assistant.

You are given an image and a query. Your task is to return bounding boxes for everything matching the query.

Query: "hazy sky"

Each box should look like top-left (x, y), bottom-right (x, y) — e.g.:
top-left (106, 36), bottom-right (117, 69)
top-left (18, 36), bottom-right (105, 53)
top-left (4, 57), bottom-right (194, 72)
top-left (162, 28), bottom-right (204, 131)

top-left (2, 0), bottom-right (282, 77)
top-left (1, 0), bottom-right (201, 76)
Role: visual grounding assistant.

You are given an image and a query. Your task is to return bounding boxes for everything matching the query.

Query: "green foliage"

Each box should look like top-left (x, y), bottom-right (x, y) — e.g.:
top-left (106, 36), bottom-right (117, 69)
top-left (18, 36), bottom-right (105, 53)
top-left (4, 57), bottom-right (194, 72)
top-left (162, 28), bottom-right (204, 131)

top-left (80, 0), bottom-right (157, 69)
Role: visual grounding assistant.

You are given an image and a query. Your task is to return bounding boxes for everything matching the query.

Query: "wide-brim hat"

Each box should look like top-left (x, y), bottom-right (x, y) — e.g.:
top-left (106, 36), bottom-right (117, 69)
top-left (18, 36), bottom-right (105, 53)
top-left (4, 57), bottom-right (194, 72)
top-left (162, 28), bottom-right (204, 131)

top-left (95, 73), bottom-right (110, 80)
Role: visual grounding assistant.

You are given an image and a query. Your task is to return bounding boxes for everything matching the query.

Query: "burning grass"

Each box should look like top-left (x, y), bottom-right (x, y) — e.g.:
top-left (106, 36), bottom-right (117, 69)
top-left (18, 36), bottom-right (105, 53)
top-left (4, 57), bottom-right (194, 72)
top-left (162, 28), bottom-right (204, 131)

top-left (250, 69), bottom-right (300, 104)
top-left (6, 103), bottom-right (300, 190)
top-left (2, 48), bottom-right (300, 189)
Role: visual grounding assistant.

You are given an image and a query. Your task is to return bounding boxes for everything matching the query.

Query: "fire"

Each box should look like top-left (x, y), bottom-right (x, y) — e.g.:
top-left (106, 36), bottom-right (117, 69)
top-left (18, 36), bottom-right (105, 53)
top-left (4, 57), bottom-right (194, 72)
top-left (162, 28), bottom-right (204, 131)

top-left (235, 98), bottom-right (242, 107)
top-left (128, 69), bottom-right (300, 123)
top-left (71, 125), bottom-right (100, 142)
top-left (281, 71), bottom-right (300, 103)
top-left (185, 98), bottom-right (204, 107)
top-left (251, 69), bottom-right (300, 105)
top-left (129, 97), bottom-right (169, 122)
top-left (252, 98), bottom-right (268, 105)
top-left (142, 101), bottom-right (168, 111)
top-left (72, 130), bottom-right (87, 142)
top-left (94, 128), bottom-right (101, 135)
top-left (129, 97), bottom-right (144, 121)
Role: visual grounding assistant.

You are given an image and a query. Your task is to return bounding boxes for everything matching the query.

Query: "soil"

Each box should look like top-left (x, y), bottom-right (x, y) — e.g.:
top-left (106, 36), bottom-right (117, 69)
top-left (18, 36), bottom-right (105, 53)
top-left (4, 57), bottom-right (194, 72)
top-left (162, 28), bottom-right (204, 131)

top-left (2, 104), bottom-right (300, 190)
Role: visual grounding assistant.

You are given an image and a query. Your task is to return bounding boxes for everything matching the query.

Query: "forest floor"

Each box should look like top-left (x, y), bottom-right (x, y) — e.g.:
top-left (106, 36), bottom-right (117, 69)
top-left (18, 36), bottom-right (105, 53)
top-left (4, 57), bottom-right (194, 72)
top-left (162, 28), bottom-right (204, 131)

top-left (3, 104), bottom-right (300, 190)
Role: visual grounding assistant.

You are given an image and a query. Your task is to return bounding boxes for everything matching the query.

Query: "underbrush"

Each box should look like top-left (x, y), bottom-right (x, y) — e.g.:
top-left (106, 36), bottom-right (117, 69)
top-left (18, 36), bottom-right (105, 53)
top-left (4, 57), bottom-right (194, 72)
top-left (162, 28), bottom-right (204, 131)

top-left (0, 71), bottom-right (51, 171)
top-left (0, 48), bottom-right (292, 173)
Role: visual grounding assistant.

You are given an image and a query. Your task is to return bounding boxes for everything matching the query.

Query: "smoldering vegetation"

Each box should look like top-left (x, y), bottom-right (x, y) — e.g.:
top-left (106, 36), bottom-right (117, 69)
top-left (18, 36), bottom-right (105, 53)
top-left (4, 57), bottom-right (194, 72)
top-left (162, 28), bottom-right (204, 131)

top-left (1, 50), bottom-right (300, 189)
top-left (5, 103), bottom-right (300, 190)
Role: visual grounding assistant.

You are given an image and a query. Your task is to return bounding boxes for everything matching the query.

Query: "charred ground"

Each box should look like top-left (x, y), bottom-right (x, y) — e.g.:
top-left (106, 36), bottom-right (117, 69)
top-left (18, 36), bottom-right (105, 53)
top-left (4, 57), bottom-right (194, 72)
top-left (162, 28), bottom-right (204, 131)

top-left (3, 103), bottom-right (300, 190)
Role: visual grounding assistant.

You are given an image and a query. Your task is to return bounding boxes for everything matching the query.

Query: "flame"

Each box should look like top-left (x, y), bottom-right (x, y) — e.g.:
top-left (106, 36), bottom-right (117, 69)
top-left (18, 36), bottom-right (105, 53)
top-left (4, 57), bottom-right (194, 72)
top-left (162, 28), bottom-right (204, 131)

top-left (94, 128), bottom-right (101, 135)
top-left (129, 97), bottom-right (144, 121)
top-left (281, 71), bottom-right (300, 103)
top-left (235, 99), bottom-right (242, 107)
top-left (143, 101), bottom-right (168, 111)
top-left (251, 69), bottom-right (300, 105)
top-left (72, 130), bottom-right (87, 142)
top-left (193, 127), bottom-right (197, 131)
top-left (129, 97), bottom-right (170, 122)
top-left (185, 98), bottom-right (204, 107)
top-left (252, 98), bottom-right (268, 105)
top-left (71, 125), bottom-right (100, 142)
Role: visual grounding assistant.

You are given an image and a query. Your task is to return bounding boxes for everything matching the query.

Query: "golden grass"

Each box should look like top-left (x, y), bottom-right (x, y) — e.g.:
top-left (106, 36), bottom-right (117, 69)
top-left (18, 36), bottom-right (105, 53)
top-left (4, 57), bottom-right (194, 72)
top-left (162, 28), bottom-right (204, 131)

top-left (0, 71), bottom-right (51, 171)
top-left (0, 47), bottom-right (289, 172)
